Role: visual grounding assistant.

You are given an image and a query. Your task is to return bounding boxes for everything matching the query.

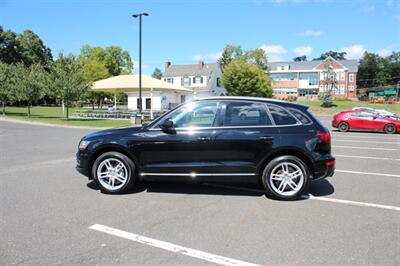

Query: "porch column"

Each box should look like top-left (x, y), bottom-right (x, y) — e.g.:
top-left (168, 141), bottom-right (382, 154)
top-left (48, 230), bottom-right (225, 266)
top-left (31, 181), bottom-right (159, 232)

top-left (113, 92), bottom-right (117, 110)
top-left (150, 88), bottom-right (154, 120)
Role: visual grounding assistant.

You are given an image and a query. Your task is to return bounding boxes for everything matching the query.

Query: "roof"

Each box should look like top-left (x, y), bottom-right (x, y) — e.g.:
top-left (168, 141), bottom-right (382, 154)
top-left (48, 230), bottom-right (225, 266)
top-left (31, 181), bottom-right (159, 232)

top-left (163, 63), bottom-right (218, 77)
top-left (91, 74), bottom-right (193, 93)
top-left (268, 59), bottom-right (359, 72)
top-left (194, 96), bottom-right (309, 109)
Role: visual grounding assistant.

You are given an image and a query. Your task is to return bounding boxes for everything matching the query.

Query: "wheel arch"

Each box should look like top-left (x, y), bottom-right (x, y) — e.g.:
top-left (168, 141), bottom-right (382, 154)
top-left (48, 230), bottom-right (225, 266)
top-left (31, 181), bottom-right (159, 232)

top-left (257, 148), bottom-right (315, 180)
top-left (88, 144), bottom-right (139, 179)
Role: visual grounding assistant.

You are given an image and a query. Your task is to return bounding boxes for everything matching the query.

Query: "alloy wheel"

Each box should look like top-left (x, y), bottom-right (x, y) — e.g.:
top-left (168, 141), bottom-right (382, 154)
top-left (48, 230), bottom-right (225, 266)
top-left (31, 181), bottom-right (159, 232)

top-left (96, 158), bottom-right (128, 191)
top-left (269, 162), bottom-right (304, 196)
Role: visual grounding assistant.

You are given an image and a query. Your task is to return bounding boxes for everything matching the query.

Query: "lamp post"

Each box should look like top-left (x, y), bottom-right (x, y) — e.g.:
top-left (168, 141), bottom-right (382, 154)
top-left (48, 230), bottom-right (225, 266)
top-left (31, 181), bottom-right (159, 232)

top-left (132, 12), bottom-right (149, 122)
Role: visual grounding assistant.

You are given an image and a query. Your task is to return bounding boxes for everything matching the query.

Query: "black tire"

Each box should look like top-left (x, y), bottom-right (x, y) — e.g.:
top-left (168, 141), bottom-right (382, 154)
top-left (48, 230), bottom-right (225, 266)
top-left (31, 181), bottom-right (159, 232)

top-left (92, 151), bottom-right (136, 194)
top-left (338, 122), bottom-right (349, 132)
top-left (262, 155), bottom-right (310, 200)
top-left (384, 124), bottom-right (396, 134)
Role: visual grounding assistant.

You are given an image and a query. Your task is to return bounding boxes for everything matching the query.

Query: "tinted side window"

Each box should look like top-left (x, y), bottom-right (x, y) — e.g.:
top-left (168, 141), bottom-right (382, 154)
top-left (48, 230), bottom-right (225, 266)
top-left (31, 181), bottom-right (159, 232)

top-left (223, 102), bottom-right (271, 126)
top-left (268, 104), bottom-right (298, 125)
top-left (287, 107), bottom-right (313, 125)
top-left (350, 112), bottom-right (361, 117)
top-left (162, 101), bottom-right (218, 128)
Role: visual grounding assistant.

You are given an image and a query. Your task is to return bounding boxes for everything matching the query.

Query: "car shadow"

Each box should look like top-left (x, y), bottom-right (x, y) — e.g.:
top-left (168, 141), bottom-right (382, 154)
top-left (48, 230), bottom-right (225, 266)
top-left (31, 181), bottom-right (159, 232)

top-left (87, 178), bottom-right (334, 199)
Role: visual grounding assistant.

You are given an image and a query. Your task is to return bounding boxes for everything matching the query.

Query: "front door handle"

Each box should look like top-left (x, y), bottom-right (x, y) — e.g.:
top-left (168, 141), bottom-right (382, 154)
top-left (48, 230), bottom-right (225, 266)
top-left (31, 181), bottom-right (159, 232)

top-left (259, 136), bottom-right (274, 142)
top-left (197, 136), bottom-right (210, 141)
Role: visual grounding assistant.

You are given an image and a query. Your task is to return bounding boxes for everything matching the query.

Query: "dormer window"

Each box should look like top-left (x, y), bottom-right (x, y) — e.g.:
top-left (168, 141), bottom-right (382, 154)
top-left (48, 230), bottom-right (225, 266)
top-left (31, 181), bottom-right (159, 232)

top-left (193, 76), bottom-right (204, 84)
top-left (182, 77), bottom-right (191, 87)
top-left (165, 78), bottom-right (173, 84)
top-left (277, 65), bottom-right (290, 71)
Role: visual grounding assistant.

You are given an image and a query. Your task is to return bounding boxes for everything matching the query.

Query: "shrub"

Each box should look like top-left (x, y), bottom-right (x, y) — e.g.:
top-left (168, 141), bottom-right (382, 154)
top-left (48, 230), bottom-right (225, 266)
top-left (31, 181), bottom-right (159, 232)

top-left (334, 97), bottom-right (351, 101)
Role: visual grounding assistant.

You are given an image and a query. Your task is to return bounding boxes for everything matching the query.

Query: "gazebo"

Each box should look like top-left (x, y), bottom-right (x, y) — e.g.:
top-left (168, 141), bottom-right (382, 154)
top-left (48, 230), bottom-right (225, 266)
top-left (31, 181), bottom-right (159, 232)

top-left (91, 74), bottom-right (193, 119)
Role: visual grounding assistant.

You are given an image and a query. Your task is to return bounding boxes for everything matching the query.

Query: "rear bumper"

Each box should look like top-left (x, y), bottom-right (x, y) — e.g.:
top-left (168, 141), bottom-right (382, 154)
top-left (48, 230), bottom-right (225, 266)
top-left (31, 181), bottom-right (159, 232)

top-left (313, 158), bottom-right (335, 181)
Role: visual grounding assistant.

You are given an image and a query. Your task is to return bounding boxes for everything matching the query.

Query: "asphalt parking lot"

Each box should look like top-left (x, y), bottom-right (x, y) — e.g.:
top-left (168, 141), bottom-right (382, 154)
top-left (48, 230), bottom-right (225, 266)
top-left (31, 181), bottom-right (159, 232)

top-left (1, 118), bottom-right (399, 265)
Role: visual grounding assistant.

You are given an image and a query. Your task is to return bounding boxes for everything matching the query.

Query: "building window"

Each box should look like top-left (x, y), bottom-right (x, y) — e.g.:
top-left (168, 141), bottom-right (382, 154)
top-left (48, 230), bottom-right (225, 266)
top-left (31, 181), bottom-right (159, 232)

top-left (180, 95), bottom-right (186, 103)
top-left (298, 89), bottom-right (319, 97)
top-left (299, 72), bottom-right (318, 85)
top-left (136, 98), bottom-right (141, 110)
top-left (348, 85), bottom-right (355, 92)
top-left (165, 78), bottom-right (173, 84)
top-left (216, 77), bottom-right (221, 87)
top-left (193, 76), bottom-right (203, 84)
top-left (349, 73), bottom-right (354, 82)
top-left (270, 73), bottom-right (297, 81)
top-left (182, 77), bottom-right (190, 87)
top-left (145, 98), bottom-right (151, 109)
top-left (277, 65), bottom-right (290, 71)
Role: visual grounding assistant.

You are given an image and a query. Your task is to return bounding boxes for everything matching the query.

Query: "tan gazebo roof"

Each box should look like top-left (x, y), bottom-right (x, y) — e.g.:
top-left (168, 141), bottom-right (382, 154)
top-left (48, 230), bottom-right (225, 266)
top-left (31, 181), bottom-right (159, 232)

top-left (91, 74), bottom-right (193, 93)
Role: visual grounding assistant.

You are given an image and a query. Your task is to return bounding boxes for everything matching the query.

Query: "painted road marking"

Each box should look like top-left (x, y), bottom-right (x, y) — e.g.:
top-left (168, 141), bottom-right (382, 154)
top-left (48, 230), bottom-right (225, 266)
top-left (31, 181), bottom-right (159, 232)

top-left (332, 134), bottom-right (400, 140)
top-left (336, 169), bottom-right (400, 178)
top-left (89, 224), bottom-right (261, 266)
top-left (335, 154), bottom-right (400, 161)
top-left (0, 157), bottom-right (75, 175)
top-left (333, 139), bottom-right (399, 144)
top-left (303, 194), bottom-right (400, 212)
top-left (332, 145), bottom-right (398, 151)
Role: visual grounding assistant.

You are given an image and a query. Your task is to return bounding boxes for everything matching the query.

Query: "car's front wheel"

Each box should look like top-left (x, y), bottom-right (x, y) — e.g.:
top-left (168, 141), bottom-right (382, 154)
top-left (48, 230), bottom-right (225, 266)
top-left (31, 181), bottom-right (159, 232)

top-left (338, 122), bottom-right (349, 132)
top-left (92, 151), bottom-right (136, 194)
top-left (262, 155), bottom-right (310, 200)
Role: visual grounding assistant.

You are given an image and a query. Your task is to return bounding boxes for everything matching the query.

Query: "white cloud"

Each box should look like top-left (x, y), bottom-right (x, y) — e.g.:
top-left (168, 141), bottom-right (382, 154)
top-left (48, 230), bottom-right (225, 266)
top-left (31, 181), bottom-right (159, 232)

top-left (299, 30), bottom-right (322, 37)
top-left (377, 47), bottom-right (393, 57)
top-left (260, 44), bottom-right (288, 61)
top-left (340, 45), bottom-right (366, 59)
top-left (192, 51), bottom-right (222, 62)
top-left (293, 46), bottom-right (313, 56)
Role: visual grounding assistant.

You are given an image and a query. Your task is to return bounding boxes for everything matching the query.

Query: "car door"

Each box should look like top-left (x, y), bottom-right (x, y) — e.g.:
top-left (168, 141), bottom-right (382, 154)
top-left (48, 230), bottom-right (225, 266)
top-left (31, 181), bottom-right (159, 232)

top-left (134, 100), bottom-right (221, 176)
top-left (350, 111), bottom-right (375, 130)
top-left (211, 101), bottom-right (279, 175)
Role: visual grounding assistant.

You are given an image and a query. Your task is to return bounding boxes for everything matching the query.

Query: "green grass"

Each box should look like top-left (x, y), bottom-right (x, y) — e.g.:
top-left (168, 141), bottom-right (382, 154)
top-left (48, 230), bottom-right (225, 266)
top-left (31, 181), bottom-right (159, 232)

top-left (298, 100), bottom-right (400, 115)
top-left (1, 106), bottom-right (130, 128)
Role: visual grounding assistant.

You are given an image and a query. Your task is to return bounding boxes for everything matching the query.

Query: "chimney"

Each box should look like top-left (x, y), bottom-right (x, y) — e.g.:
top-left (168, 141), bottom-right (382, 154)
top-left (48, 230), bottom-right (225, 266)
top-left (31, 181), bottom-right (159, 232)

top-left (164, 61), bottom-right (171, 71)
top-left (198, 61), bottom-right (204, 69)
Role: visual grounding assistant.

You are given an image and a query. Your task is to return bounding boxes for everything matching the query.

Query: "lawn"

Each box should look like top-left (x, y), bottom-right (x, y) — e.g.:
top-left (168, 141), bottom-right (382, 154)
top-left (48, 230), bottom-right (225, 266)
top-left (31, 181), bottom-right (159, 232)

top-left (1, 106), bottom-right (131, 128)
top-left (298, 100), bottom-right (400, 115)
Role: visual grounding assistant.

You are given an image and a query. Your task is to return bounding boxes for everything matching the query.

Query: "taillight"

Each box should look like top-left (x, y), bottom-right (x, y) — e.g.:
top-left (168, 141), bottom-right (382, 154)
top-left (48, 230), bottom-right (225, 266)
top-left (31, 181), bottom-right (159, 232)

top-left (317, 131), bottom-right (331, 143)
top-left (325, 160), bottom-right (335, 166)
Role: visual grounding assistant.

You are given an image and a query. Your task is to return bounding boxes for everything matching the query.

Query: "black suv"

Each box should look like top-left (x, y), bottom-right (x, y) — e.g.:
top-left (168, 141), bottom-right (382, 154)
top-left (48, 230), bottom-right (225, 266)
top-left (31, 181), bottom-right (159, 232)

top-left (76, 97), bottom-right (335, 200)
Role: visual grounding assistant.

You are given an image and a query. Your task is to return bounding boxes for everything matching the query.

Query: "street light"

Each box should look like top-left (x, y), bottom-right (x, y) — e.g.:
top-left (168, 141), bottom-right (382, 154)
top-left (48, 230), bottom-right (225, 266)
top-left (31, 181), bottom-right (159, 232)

top-left (132, 12), bottom-right (149, 122)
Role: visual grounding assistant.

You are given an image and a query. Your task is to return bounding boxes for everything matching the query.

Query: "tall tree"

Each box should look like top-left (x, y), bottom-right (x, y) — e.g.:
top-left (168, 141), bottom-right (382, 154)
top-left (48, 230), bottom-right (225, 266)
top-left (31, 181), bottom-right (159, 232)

top-left (0, 62), bottom-right (13, 114)
top-left (313, 51), bottom-right (347, 61)
top-left (16, 29), bottom-right (53, 69)
top-left (242, 48), bottom-right (269, 71)
top-left (13, 63), bottom-right (47, 117)
top-left (151, 67), bottom-right (163, 79)
top-left (0, 26), bottom-right (20, 64)
top-left (81, 59), bottom-right (110, 109)
top-left (293, 55), bottom-right (307, 62)
top-left (357, 52), bottom-right (384, 88)
top-left (51, 53), bottom-right (88, 120)
top-left (218, 44), bottom-right (243, 71)
top-left (221, 60), bottom-right (272, 98)
top-left (79, 44), bottom-right (133, 76)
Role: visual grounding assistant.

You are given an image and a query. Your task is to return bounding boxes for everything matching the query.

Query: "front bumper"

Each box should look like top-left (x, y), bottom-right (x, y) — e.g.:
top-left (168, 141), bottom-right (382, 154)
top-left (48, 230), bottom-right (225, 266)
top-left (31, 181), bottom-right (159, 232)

top-left (76, 151), bottom-right (91, 178)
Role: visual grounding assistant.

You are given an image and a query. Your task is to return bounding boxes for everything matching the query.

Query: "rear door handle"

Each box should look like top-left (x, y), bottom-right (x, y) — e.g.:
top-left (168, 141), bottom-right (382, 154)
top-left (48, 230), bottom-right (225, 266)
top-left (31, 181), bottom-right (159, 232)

top-left (259, 136), bottom-right (274, 142)
top-left (197, 136), bottom-right (210, 141)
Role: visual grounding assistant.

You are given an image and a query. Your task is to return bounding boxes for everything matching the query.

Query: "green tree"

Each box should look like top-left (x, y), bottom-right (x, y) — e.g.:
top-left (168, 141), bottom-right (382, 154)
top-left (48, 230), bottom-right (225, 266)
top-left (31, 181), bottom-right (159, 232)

top-left (0, 62), bottom-right (13, 114)
top-left (16, 29), bottom-right (53, 69)
top-left (319, 59), bottom-right (337, 107)
top-left (221, 60), bottom-right (272, 98)
top-left (313, 51), bottom-right (347, 61)
top-left (80, 44), bottom-right (133, 76)
top-left (293, 55), bottom-right (307, 62)
top-left (0, 26), bottom-right (21, 64)
top-left (218, 44), bottom-right (243, 71)
top-left (51, 53), bottom-right (88, 120)
top-left (357, 52), bottom-right (383, 88)
top-left (151, 67), bottom-right (163, 79)
top-left (13, 63), bottom-right (47, 117)
top-left (242, 48), bottom-right (269, 71)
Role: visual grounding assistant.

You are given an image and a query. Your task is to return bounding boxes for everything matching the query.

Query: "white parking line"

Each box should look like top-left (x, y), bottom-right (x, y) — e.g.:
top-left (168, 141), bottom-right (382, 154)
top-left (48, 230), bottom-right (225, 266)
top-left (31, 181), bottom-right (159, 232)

top-left (333, 145), bottom-right (398, 151)
top-left (333, 139), bottom-right (399, 144)
top-left (335, 155), bottom-right (400, 161)
top-left (89, 224), bottom-right (261, 266)
top-left (304, 194), bottom-right (400, 212)
top-left (336, 169), bottom-right (400, 178)
top-left (332, 134), bottom-right (400, 140)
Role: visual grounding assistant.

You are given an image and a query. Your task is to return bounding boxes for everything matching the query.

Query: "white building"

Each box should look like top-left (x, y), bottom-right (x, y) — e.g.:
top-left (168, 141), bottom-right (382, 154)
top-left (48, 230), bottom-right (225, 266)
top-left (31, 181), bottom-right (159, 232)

top-left (162, 61), bottom-right (226, 99)
top-left (126, 61), bottom-right (226, 112)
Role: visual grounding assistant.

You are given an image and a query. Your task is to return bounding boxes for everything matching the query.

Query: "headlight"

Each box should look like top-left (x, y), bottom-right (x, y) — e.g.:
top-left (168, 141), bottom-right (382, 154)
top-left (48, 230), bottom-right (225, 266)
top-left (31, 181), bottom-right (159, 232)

top-left (79, 140), bottom-right (91, 150)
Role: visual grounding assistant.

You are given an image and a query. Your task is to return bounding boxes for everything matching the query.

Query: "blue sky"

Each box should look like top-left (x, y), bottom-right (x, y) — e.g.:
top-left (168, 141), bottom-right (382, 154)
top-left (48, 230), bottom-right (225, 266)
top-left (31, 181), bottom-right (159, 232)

top-left (1, 0), bottom-right (399, 74)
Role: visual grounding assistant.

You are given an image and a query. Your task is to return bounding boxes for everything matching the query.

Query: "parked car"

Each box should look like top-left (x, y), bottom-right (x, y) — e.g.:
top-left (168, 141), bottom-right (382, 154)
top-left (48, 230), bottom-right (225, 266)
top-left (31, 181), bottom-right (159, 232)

top-left (76, 97), bottom-right (335, 200)
top-left (332, 110), bottom-right (400, 134)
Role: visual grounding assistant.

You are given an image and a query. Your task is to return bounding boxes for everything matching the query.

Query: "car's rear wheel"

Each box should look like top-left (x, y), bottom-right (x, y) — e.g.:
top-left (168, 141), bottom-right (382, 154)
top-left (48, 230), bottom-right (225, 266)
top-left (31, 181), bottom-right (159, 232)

top-left (262, 155), bottom-right (310, 200)
top-left (384, 124), bottom-right (396, 134)
top-left (338, 122), bottom-right (349, 132)
top-left (92, 151), bottom-right (136, 194)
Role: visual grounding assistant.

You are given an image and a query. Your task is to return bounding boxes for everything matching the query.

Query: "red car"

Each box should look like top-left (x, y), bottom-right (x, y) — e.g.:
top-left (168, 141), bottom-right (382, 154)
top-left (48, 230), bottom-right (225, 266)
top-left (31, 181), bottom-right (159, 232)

top-left (332, 110), bottom-right (400, 134)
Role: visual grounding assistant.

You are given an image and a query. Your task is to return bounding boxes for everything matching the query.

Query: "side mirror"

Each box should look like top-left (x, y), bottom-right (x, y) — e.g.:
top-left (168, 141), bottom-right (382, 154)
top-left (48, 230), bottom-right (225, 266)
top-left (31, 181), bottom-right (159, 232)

top-left (160, 120), bottom-right (174, 132)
